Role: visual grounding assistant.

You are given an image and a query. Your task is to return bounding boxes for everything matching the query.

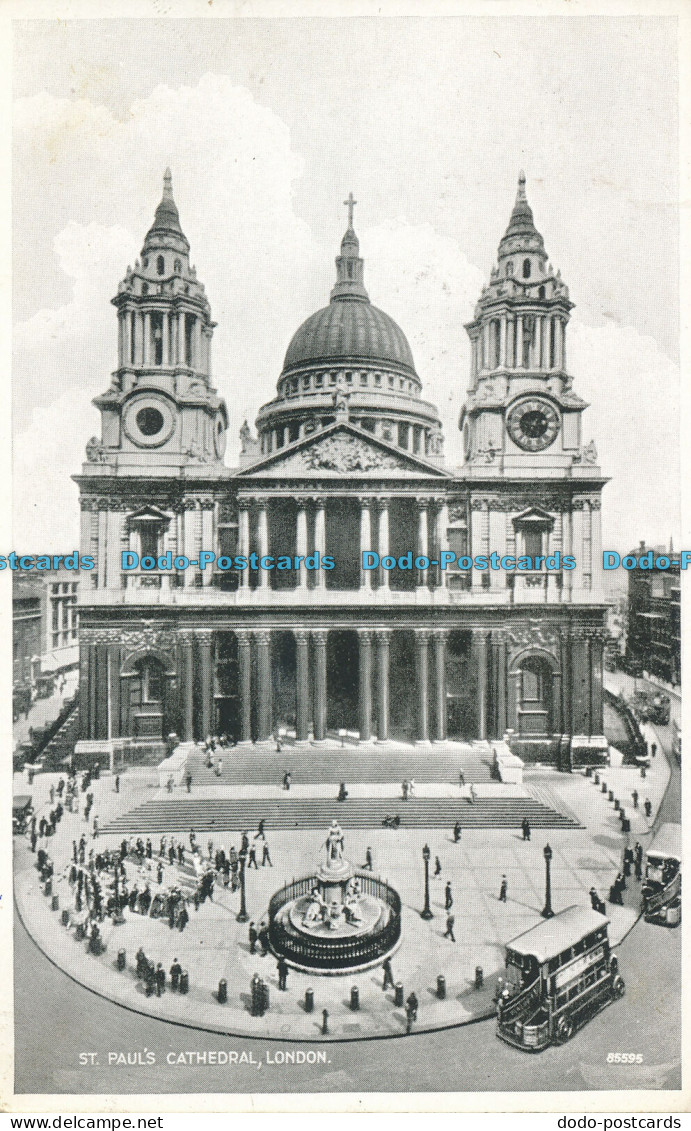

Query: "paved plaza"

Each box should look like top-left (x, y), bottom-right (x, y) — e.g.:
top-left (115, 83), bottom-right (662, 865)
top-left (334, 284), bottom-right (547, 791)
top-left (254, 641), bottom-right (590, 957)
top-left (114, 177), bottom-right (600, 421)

top-left (13, 727), bottom-right (669, 1042)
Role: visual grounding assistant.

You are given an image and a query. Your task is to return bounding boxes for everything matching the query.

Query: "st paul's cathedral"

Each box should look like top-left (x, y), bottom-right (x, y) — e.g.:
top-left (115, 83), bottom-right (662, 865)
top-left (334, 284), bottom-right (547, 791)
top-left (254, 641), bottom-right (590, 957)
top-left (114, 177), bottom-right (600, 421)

top-left (75, 171), bottom-right (608, 770)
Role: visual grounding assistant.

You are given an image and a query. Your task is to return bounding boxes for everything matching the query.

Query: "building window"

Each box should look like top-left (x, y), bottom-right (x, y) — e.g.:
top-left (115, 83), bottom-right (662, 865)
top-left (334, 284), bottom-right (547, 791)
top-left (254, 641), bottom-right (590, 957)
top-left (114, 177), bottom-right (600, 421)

top-left (302, 376), bottom-right (310, 390)
top-left (360, 373), bottom-right (368, 386)
top-left (522, 258), bottom-right (531, 279)
top-left (315, 373), bottom-right (323, 388)
top-left (388, 375), bottom-right (394, 388)
top-left (374, 373), bottom-right (382, 387)
top-left (523, 528), bottom-right (544, 560)
top-left (539, 285), bottom-right (545, 299)
top-left (142, 257), bottom-right (149, 269)
top-left (157, 255), bottom-right (165, 275)
top-left (142, 283), bottom-right (149, 295)
top-left (139, 524), bottom-right (160, 559)
top-left (174, 258), bottom-right (181, 274)
top-left (506, 260), bottom-right (514, 275)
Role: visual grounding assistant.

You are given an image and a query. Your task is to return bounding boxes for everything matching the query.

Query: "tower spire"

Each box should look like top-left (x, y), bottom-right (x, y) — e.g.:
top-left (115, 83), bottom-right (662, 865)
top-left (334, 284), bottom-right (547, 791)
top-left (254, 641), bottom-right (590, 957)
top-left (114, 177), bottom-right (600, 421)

top-left (331, 193), bottom-right (368, 302)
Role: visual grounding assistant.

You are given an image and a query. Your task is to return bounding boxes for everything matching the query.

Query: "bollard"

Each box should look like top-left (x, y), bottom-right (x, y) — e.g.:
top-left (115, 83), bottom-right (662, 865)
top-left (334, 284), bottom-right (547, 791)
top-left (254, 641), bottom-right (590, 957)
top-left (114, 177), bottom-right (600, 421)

top-left (322, 1008), bottom-right (329, 1035)
top-left (394, 982), bottom-right (404, 1008)
top-left (475, 966), bottom-right (484, 990)
top-left (44, 879), bottom-right (52, 897)
top-left (622, 818), bottom-right (631, 833)
top-left (585, 766), bottom-right (592, 778)
top-left (608, 790), bottom-right (614, 802)
top-left (180, 970), bottom-right (189, 994)
top-left (261, 980), bottom-right (270, 1014)
top-left (218, 978), bottom-right (227, 1004)
top-left (61, 909), bottom-right (70, 927)
top-left (75, 921), bottom-right (86, 941)
top-left (51, 894), bottom-right (59, 912)
top-left (350, 985), bottom-right (359, 1011)
top-left (436, 974), bottom-right (446, 1000)
top-left (304, 987), bottom-right (314, 1013)
top-left (116, 948), bottom-right (126, 972)
top-left (614, 799), bottom-right (621, 811)
top-left (594, 773), bottom-right (600, 785)
top-left (601, 782), bottom-right (608, 793)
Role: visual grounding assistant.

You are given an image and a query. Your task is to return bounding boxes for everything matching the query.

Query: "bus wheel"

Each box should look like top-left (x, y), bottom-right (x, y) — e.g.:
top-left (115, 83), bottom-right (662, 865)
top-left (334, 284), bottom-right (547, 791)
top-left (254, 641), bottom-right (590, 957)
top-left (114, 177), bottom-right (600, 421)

top-left (556, 1016), bottom-right (574, 1043)
top-left (613, 976), bottom-right (626, 999)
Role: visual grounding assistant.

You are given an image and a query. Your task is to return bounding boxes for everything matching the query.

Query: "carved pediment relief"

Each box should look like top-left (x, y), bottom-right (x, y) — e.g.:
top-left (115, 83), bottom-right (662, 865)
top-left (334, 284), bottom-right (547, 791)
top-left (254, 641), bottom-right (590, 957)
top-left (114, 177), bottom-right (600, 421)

top-left (240, 425), bottom-right (447, 478)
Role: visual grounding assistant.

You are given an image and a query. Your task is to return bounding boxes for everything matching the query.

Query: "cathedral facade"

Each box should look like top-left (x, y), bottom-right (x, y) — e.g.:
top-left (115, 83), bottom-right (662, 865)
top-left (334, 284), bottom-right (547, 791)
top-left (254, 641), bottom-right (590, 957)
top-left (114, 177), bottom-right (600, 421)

top-left (75, 171), bottom-right (608, 769)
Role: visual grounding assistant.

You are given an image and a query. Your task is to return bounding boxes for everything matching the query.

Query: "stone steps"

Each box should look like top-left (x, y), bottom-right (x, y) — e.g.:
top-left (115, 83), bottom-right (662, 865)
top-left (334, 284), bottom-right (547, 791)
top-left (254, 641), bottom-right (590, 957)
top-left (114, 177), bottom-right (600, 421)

top-left (103, 795), bottom-right (582, 834)
top-left (187, 742), bottom-right (494, 786)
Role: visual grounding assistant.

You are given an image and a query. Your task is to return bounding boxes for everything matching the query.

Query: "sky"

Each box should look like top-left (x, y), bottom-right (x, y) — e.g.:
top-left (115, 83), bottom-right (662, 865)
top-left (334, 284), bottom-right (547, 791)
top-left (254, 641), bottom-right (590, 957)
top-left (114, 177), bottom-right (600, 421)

top-left (12, 15), bottom-right (680, 553)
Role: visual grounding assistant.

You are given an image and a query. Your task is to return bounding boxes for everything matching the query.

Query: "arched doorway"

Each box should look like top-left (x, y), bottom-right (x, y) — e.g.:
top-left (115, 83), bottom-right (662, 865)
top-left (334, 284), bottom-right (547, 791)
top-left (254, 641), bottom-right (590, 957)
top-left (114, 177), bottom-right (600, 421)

top-left (126, 655), bottom-right (167, 739)
top-left (327, 630), bottom-right (359, 731)
top-left (515, 654), bottom-right (554, 736)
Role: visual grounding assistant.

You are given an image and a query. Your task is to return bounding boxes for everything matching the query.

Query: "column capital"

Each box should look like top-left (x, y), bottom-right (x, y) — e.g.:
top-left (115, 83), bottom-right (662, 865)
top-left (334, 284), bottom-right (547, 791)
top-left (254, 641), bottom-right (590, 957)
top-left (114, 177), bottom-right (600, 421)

top-left (235, 629), bottom-right (252, 647)
top-left (431, 629), bottom-right (448, 644)
top-left (376, 495), bottom-right (390, 509)
top-left (255, 630), bottom-right (272, 646)
top-left (312, 629), bottom-right (328, 647)
top-left (414, 628), bottom-right (431, 643)
top-left (294, 629), bottom-right (310, 646)
top-left (357, 628), bottom-right (374, 643)
top-left (195, 629), bottom-right (214, 647)
top-left (237, 497), bottom-right (252, 511)
top-left (374, 628), bottom-right (391, 645)
top-left (415, 496), bottom-right (430, 509)
top-left (178, 630), bottom-right (195, 648)
top-left (359, 496), bottom-right (373, 509)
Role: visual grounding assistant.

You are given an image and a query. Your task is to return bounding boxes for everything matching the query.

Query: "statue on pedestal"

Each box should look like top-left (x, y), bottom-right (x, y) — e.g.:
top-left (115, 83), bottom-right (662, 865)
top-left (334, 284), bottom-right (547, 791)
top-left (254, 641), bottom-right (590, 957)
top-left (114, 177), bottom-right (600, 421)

top-left (323, 820), bottom-right (345, 867)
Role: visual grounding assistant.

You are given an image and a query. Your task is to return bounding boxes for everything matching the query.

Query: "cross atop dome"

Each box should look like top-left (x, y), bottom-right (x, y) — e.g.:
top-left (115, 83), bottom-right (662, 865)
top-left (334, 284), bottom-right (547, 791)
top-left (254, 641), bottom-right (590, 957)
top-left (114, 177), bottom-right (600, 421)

top-left (344, 192), bottom-right (357, 229)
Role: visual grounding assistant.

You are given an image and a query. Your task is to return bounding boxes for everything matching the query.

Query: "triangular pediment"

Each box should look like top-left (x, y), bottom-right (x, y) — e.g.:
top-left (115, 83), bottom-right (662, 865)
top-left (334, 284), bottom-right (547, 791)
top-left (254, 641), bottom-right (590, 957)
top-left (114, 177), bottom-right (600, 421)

top-left (513, 505), bottom-right (555, 526)
top-left (236, 423), bottom-right (449, 479)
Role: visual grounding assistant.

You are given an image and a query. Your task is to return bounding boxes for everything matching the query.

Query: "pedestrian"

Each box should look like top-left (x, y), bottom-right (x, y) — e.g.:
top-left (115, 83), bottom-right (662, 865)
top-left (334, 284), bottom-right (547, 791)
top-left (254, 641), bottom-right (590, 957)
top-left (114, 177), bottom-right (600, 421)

top-left (651, 742), bottom-right (657, 758)
top-left (640, 765), bottom-right (647, 780)
top-left (453, 820), bottom-right (462, 843)
top-left (458, 770), bottom-right (465, 788)
top-left (382, 957), bottom-right (394, 990)
top-left (157, 862), bottom-right (164, 885)
top-left (282, 771), bottom-right (291, 791)
top-left (178, 905), bottom-right (189, 932)
top-left (277, 956), bottom-right (288, 991)
top-left (499, 875), bottom-right (508, 903)
top-left (409, 779), bottom-right (415, 798)
top-left (255, 820), bottom-right (266, 839)
top-left (92, 815), bottom-right (99, 838)
top-left (50, 784), bottom-right (55, 805)
top-left (258, 924), bottom-right (270, 956)
top-left (644, 798), bottom-right (652, 818)
top-left (522, 817), bottom-right (531, 841)
top-left (405, 992), bottom-right (418, 1035)
top-left (185, 772), bottom-right (192, 793)
top-left (401, 779), bottom-right (409, 801)
top-left (207, 839), bottom-right (214, 860)
top-left (155, 963), bottom-right (166, 996)
top-left (321, 1009), bottom-right (329, 1035)
top-left (248, 844), bottom-right (258, 869)
top-left (468, 784), bottom-right (476, 805)
top-left (631, 790), bottom-right (639, 809)
top-left (170, 958), bottom-right (182, 991)
top-left (261, 840), bottom-right (273, 867)
top-left (589, 886), bottom-right (599, 911)
top-left (444, 881), bottom-right (453, 911)
top-left (249, 921), bottom-right (258, 954)
top-left (215, 757), bottom-right (223, 777)
top-left (623, 848), bottom-right (633, 877)
top-left (146, 838), bottom-right (152, 859)
top-left (434, 856), bottom-right (442, 877)
top-left (114, 774), bottom-right (120, 794)
top-left (634, 854), bottom-right (643, 882)
top-left (444, 914), bottom-right (456, 942)
top-left (364, 847), bottom-right (373, 871)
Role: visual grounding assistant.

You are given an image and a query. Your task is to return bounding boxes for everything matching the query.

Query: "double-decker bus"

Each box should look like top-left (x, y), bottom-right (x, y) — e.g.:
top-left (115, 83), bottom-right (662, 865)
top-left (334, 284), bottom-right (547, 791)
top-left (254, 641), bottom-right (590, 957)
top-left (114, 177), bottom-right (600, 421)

top-left (642, 822), bottom-right (681, 926)
top-left (496, 906), bottom-right (624, 1051)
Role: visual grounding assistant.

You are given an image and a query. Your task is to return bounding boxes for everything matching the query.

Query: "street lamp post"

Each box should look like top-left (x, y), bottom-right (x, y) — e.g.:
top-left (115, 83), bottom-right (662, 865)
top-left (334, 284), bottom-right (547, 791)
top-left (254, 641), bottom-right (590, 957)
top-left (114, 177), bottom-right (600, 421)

top-left (421, 843), bottom-right (433, 920)
top-left (237, 852), bottom-right (249, 923)
top-left (542, 843), bottom-right (554, 919)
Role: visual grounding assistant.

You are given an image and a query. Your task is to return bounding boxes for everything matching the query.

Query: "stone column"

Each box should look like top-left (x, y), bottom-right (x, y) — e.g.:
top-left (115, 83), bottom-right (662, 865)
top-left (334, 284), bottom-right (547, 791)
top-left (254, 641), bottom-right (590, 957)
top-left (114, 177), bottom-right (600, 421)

top-left (375, 630), bottom-right (390, 743)
top-left (296, 500), bottom-right (308, 590)
top-left (295, 630), bottom-right (310, 743)
top-left (179, 634), bottom-right (194, 742)
top-left (79, 640), bottom-right (91, 741)
top-left (177, 311), bottom-right (185, 365)
top-left (236, 630), bottom-right (252, 744)
top-left (255, 631), bottom-right (272, 741)
top-left (143, 311), bottom-right (151, 366)
top-left (482, 320), bottom-right (491, 369)
top-left (256, 499), bottom-right (269, 590)
top-left (590, 633), bottom-right (604, 735)
top-left (541, 316), bottom-right (550, 371)
top-left (107, 644), bottom-right (121, 740)
top-left (506, 317), bottom-right (515, 368)
top-left (432, 631), bottom-right (447, 742)
top-left (415, 630), bottom-right (430, 744)
top-left (378, 498), bottom-right (390, 589)
top-left (314, 501), bottom-right (326, 589)
top-left (493, 633), bottom-right (508, 738)
top-left (435, 499), bottom-right (449, 588)
top-left (162, 312), bottom-right (170, 366)
top-left (358, 629), bottom-right (373, 742)
top-left (197, 630), bottom-right (214, 740)
top-left (312, 630), bottom-right (328, 742)
top-left (533, 315), bottom-right (542, 368)
top-left (417, 499), bottom-right (429, 586)
top-left (499, 316), bottom-right (508, 367)
top-left (238, 501), bottom-right (250, 590)
top-left (516, 315), bottom-right (524, 369)
top-left (473, 631), bottom-right (488, 740)
top-left (359, 499), bottom-right (372, 591)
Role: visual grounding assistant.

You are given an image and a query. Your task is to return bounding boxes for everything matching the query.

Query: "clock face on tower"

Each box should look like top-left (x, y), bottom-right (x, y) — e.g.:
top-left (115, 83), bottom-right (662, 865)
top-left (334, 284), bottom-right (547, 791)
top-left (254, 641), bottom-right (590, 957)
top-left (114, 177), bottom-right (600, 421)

top-left (507, 398), bottom-right (560, 452)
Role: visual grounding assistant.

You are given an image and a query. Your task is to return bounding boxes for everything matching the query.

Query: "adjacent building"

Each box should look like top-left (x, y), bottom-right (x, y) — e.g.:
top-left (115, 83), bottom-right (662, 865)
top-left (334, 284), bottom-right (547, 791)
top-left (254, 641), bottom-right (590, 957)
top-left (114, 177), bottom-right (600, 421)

top-left (625, 542), bottom-right (680, 685)
top-left (74, 170), bottom-right (609, 768)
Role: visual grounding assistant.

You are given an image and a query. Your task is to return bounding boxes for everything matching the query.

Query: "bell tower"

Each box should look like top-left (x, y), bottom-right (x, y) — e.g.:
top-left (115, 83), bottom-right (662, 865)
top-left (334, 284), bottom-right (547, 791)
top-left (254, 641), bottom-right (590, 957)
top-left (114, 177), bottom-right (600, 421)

top-left (90, 169), bottom-right (228, 470)
top-left (460, 172), bottom-right (591, 473)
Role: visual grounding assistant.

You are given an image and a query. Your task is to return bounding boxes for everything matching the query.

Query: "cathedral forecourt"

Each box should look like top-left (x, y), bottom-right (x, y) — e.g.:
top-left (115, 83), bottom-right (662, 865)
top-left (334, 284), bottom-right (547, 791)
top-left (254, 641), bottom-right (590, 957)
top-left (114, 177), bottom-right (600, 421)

top-left (74, 170), bottom-right (608, 769)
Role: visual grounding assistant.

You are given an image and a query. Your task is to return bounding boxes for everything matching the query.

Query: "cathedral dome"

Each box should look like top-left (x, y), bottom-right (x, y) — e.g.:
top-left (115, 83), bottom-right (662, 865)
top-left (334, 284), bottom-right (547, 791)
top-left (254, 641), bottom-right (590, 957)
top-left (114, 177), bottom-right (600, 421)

top-left (282, 300), bottom-right (416, 376)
